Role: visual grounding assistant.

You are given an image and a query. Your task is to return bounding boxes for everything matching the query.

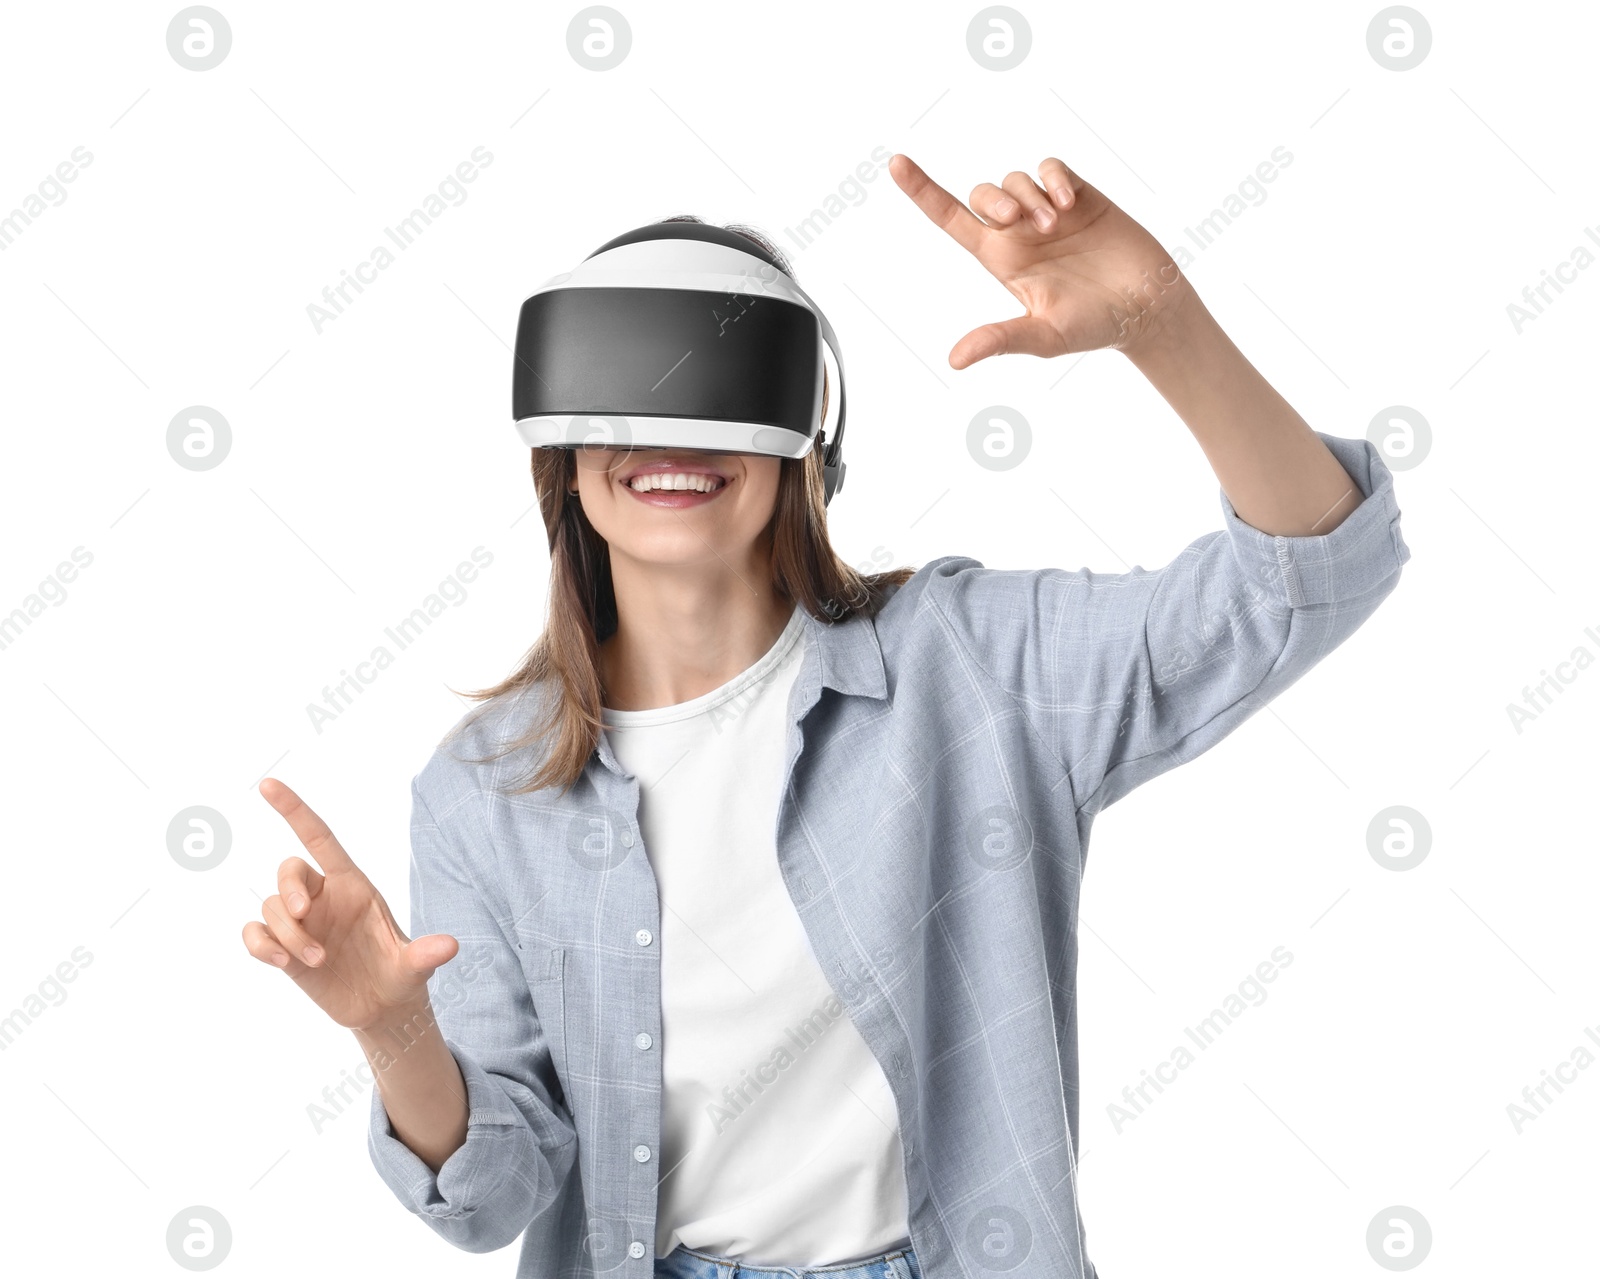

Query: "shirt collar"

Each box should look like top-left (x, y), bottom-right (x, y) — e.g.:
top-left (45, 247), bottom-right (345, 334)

top-left (592, 604), bottom-right (887, 778)
top-left (799, 602), bottom-right (889, 702)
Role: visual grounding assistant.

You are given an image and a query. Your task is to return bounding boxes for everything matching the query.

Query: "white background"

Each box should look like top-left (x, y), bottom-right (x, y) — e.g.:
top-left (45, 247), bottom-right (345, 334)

top-left (0, 0), bottom-right (1594, 1274)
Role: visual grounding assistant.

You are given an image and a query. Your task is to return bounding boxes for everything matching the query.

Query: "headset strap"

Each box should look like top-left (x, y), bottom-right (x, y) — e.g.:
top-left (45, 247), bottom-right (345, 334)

top-left (808, 291), bottom-right (847, 505)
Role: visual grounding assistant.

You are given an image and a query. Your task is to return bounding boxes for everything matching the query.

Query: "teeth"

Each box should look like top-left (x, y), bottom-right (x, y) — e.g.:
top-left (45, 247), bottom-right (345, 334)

top-left (627, 472), bottom-right (724, 493)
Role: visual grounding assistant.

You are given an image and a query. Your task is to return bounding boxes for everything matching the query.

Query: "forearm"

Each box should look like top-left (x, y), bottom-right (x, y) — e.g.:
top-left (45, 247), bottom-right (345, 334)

top-left (1123, 286), bottom-right (1362, 538)
top-left (354, 1000), bottom-right (470, 1174)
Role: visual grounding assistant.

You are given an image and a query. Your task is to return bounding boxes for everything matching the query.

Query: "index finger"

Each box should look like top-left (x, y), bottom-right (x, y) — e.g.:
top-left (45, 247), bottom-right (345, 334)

top-left (888, 153), bottom-right (990, 259)
top-left (257, 777), bottom-right (358, 875)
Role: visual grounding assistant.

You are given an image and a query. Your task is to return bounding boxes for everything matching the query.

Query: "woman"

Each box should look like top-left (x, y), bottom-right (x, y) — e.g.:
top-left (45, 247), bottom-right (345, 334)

top-left (244, 154), bottom-right (1410, 1279)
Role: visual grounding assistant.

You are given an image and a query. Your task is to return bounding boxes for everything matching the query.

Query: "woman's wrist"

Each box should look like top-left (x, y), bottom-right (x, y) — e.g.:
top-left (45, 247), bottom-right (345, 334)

top-left (1117, 278), bottom-right (1223, 378)
top-left (353, 997), bottom-right (437, 1046)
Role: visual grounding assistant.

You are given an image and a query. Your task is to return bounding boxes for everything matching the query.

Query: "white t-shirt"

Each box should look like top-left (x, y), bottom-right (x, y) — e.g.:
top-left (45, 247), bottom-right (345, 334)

top-left (601, 603), bottom-right (912, 1267)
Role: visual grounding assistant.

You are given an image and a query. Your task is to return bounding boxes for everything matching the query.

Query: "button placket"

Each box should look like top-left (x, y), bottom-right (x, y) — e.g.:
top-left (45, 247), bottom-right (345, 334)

top-left (631, 917), bottom-right (657, 1244)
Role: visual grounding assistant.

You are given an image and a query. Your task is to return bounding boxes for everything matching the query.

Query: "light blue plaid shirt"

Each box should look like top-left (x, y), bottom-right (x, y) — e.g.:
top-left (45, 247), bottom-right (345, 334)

top-left (367, 431), bottom-right (1410, 1278)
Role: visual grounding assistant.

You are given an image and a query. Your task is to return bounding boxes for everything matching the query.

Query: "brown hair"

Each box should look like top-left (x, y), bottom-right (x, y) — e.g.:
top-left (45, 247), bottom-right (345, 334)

top-left (444, 215), bottom-right (917, 796)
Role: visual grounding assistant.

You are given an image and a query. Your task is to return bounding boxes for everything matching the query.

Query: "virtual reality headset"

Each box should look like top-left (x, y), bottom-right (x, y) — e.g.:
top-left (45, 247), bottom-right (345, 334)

top-left (512, 220), bottom-right (848, 505)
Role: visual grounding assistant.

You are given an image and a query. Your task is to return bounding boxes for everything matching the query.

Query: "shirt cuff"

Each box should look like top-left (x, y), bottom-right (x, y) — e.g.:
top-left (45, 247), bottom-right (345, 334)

top-left (365, 1036), bottom-right (539, 1222)
top-left (1219, 431), bottom-right (1411, 609)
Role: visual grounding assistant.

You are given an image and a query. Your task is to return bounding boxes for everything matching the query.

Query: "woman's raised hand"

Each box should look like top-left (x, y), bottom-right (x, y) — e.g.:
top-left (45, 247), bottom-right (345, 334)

top-left (243, 777), bottom-right (457, 1032)
top-left (887, 152), bottom-right (1193, 367)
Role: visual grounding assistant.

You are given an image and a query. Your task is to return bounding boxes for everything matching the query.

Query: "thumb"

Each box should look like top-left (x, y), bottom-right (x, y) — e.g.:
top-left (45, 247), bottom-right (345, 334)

top-left (398, 932), bottom-right (460, 984)
top-left (949, 315), bottom-right (1065, 369)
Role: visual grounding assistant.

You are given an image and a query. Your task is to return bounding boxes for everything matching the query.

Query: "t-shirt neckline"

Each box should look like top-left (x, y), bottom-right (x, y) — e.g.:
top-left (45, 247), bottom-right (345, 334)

top-left (600, 604), bottom-right (806, 728)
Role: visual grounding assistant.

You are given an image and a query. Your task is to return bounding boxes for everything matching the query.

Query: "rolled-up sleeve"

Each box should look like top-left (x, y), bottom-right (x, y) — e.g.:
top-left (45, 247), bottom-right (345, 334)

top-left (928, 431), bottom-right (1411, 814)
top-left (365, 775), bottom-right (577, 1253)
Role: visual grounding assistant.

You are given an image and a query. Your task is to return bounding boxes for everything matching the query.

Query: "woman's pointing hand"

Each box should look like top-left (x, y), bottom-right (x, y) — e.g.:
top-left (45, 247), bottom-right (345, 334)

top-left (243, 777), bottom-right (457, 1032)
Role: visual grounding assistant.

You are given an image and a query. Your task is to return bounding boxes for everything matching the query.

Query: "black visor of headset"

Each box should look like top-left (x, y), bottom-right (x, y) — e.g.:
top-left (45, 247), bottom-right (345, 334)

top-left (511, 222), bottom-right (848, 505)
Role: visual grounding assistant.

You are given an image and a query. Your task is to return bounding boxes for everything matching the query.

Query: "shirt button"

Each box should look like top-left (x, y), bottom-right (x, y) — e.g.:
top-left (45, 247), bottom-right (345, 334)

top-left (621, 828), bottom-right (634, 847)
top-left (635, 1032), bottom-right (653, 1050)
top-left (635, 928), bottom-right (653, 946)
top-left (633, 1143), bottom-right (651, 1162)
top-left (629, 1241), bottom-right (646, 1259)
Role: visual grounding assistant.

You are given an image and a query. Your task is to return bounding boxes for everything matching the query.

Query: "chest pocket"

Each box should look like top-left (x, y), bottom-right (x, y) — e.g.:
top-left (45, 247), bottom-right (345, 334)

top-left (524, 945), bottom-right (573, 1119)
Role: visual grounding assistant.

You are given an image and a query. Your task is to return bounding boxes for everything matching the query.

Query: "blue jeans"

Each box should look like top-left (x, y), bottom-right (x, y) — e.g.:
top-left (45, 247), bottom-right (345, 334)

top-left (654, 1240), bottom-right (921, 1279)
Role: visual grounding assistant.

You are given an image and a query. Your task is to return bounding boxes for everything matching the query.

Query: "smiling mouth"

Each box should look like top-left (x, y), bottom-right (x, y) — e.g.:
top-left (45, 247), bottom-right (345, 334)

top-left (621, 471), bottom-right (729, 494)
